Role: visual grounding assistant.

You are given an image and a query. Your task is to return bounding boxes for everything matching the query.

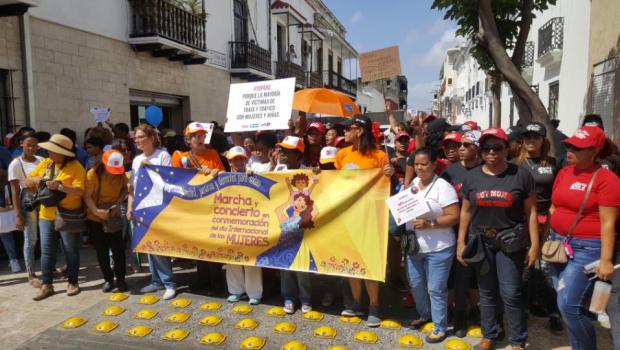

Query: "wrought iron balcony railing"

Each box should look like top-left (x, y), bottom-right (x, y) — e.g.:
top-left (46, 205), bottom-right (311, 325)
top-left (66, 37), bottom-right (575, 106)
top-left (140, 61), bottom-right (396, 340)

top-left (306, 71), bottom-right (322, 88)
top-left (275, 61), bottom-right (306, 86)
top-left (230, 41), bottom-right (272, 76)
top-left (522, 41), bottom-right (534, 68)
top-left (129, 0), bottom-right (206, 51)
top-left (322, 71), bottom-right (356, 96)
top-left (538, 17), bottom-right (563, 58)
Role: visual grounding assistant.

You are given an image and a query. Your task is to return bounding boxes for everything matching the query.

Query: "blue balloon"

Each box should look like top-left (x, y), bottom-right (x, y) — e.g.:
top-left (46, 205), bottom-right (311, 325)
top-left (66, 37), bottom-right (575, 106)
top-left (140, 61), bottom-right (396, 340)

top-left (145, 105), bottom-right (163, 127)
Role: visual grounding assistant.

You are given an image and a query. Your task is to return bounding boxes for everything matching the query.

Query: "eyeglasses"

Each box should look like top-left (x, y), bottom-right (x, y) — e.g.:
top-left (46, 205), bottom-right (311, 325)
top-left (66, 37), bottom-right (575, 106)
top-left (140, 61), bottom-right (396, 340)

top-left (480, 144), bottom-right (506, 153)
top-left (460, 142), bottom-right (476, 148)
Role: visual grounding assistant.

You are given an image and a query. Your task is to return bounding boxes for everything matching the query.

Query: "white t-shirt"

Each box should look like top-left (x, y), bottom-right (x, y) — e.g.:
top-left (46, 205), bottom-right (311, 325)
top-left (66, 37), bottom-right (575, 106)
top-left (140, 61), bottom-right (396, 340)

top-left (131, 148), bottom-right (172, 186)
top-left (406, 175), bottom-right (459, 253)
top-left (249, 160), bottom-right (272, 173)
top-left (8, 156), bottom-right (44, 188)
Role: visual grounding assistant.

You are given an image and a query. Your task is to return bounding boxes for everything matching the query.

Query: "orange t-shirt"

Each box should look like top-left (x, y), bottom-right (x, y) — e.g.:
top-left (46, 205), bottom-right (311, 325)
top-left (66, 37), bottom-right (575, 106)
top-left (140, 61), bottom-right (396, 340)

top-left (171, 148), bottom-right (225, 171)
top-left (335, 146), bottom-right (388, 170)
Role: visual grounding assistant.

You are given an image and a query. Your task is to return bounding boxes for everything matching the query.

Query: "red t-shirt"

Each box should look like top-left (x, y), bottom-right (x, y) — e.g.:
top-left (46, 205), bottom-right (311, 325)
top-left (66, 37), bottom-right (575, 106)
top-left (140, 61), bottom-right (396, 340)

top-left (435, 158), bottom-right (450, 175)
top-left (550, 164), bottom-right (620, 239)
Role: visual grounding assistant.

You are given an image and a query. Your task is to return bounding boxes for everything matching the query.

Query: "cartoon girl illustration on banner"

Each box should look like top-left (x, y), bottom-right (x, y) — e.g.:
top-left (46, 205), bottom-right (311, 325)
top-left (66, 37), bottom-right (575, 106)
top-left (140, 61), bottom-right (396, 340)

top-left (256, 173), bottom-right (319, 270)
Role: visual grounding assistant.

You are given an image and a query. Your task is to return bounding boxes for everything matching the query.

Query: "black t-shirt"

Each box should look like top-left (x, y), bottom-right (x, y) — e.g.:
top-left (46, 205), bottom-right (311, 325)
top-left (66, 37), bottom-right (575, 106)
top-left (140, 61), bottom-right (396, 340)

top-left (461, 163), bottom-right (536, 229)
top-left (441, 161), bottom-right (480, 201)
top-left (517, 157), bottom-right (557, 214)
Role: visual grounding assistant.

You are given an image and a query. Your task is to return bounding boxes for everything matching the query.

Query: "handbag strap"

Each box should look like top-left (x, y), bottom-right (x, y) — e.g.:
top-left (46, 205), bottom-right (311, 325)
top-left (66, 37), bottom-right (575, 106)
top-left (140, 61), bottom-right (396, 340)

top-left (188, 151), bottom-right (202, 170)
top-left (565, 168), bottom-right (602, 238)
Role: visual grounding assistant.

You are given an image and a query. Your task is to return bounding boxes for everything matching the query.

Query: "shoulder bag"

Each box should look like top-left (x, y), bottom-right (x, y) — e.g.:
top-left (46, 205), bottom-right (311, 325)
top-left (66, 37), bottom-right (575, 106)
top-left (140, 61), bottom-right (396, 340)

top-left (96, 172), bottom-right (124, 233)
top-left (17, 158), bottom-right (37, 211)
top-left (542, 168), bottom-right (601, 263)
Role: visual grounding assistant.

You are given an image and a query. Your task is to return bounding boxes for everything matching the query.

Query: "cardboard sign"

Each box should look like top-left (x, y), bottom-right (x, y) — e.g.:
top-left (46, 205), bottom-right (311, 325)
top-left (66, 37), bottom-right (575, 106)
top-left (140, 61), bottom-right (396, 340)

top-left (386, 187), bottom-right (431, 226)
top-left (359, 46), bottom-right (402, 82)
top-left (225, 78), bottom-right (296, 133)
top-left (201, 122), bottom-right (215, 145)
top-left (90, 107), bottom-right (111, 124)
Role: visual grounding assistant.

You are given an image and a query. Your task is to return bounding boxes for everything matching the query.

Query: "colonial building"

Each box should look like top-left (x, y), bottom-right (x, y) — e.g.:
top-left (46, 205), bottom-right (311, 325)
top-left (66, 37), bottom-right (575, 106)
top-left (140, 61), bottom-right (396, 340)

top-left (0, 0), bottom-right (359, 139)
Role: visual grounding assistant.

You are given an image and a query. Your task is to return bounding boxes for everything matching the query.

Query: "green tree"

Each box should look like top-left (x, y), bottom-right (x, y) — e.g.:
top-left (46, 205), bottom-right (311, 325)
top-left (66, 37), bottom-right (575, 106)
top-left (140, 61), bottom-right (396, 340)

top-left (432, 0), bottom-right (556, 133)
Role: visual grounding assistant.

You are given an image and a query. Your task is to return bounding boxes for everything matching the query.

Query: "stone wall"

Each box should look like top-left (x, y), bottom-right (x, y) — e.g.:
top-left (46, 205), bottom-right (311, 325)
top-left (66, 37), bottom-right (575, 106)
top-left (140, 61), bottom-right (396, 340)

top-left (0, 16), bottom-right (27, 129)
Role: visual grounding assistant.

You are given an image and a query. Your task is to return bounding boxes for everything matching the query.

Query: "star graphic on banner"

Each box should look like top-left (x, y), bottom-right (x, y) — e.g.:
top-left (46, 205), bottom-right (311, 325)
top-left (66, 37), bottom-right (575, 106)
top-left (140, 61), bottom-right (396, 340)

top-left (135, 167), bottom-right (187, 211)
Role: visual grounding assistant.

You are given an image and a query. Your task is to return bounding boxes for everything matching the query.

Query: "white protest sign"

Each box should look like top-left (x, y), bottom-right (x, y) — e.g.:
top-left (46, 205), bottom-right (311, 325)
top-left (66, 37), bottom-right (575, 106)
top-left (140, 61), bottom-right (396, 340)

top-left (90, 107), bottom-right (111, 124)
top-left (201, 122), bottom-right (215, 145)
top-left (386, 188), bottom-right (431, 226)
top-left (225, 78), bottom-right (295, 133)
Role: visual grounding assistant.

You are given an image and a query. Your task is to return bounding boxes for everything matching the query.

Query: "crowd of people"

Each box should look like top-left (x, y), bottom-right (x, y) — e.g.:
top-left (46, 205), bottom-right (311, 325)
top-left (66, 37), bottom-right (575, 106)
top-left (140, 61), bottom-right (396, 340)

top-left (0, 111), bottom-right (619, 350)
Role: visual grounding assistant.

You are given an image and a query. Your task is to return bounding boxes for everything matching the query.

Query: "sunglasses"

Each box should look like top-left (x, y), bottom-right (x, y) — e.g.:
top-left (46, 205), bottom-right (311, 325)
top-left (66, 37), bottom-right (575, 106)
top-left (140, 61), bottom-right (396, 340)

top-left (480, 144), bottom-right (506, 153)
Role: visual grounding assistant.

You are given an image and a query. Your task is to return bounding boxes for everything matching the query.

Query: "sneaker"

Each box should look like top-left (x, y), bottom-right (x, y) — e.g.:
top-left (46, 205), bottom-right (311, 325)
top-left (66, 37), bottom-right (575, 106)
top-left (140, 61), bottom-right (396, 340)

top-left (408, 318), bottom-right (430, 329)
top-left (162, 288), bottom-right (176, 300)
top-left (426, 329), bottom-right (447, 343)
top-left (9, 259), bottom-right (21, 273)
top-left (66, 284), bottom-right (81, 296)
top-left (227, 294), bottom-right (247, 303)
top-left (548, 315), bottom-right (564, 334)
top-left (321, 292), bottom-right (334, 307)
top-left (474, 339), bottom-right (495, 350)
top-left (140, 283), bottom-right (164, 294)
top-left (33, 284), bottom-right (54, 301)
top-left (283, 301), bottom-right (295, 314)
top-left (366, 305), bottom-right (381, 327)
top-left (28, 273), bottom-right (42, 289)
top-left (102, 281), bottom-right (114, 293)
top-left (116, 280), bottom-right (128, 292)
top-left (248, 298), bottom-right (261, 305)
top-left (341, 302), bottom-right (363, 317)
top-left (301, 303), bottom-right (312, 313)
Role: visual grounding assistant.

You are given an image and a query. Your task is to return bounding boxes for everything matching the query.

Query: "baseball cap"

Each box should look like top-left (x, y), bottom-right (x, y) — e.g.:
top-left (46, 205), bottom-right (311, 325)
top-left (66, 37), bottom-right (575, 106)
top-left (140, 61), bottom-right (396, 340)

top-left (184, 122), bottom-right (208, 136)
top-left (562, 126), bottom-right (606, 150)
top-left (320, 146), bottom-right (338, 164)
top-left (276, 136), bottom-right (305, 153)
top-left (479, 127), bottom-right (509, 144)
top-left (441, 131), bottom-right (462, 146)
top-left (101, 150), bottom-right (125, 175)
top-left (340, 115), bottom-right (371, 128)
top-left (422, 114), bottom-right (438, 123)
top-left (334, 136), bottom-right (346, 147)
top-left (462, 130), bottom-right (481, 146)
top-left (307, 121), bottom-right (326, 134)
top-left (523, 122), bottom-right (546, 138)
top-left (506, 126), bottom-right (525, 142)
top-left (395, 132), bottom-right (411, 141)
top-left (582, 114), bottom-right (604, 130)
top-left (463, 120), bottom-right (478, 130)
top-left (226, 146), bottom-right (248, 160)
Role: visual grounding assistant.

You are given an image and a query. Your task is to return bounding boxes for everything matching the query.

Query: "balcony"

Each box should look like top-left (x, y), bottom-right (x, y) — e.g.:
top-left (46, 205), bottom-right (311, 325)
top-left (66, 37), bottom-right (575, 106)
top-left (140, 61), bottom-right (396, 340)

top-left (306, 71), bottom-right (322, 88)
top-left (229, 41), bottom-right (273, 80)
top-left (275, 61), bottom-right (306, 87)
top-left (128, 0), bottom-right (207, 65)
top-left (536, 17), bottom-right (563, 67)
top-left (521, 41), bottom-right (534, 81)
top-left (323, 71), bottom-right (357, 98)
top-left (0, 0), bottom-right (38, 17)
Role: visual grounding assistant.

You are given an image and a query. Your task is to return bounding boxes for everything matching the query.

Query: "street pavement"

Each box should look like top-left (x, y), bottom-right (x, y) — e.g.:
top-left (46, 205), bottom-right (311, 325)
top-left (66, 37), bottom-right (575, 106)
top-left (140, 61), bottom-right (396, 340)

top-left (0, 247), bottom-right (613, 349)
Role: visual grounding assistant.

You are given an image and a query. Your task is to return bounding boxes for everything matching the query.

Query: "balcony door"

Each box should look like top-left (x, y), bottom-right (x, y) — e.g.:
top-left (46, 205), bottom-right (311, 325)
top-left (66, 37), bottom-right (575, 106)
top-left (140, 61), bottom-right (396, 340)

top-left (233, 0), bottom-right (248, 43)
top-left (277, 25), bottom-right (285, 62)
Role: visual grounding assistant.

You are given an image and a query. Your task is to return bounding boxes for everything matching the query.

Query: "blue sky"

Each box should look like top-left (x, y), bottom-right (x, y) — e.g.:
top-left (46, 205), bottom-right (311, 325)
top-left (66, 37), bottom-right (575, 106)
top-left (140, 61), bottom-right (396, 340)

top-left (323, 0), bottom-right (462, 112)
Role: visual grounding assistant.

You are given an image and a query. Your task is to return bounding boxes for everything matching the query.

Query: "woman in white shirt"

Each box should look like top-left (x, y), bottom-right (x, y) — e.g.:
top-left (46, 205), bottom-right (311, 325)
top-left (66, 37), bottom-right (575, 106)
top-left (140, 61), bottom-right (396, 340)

top-left (406, 147), bottom-right (460, 343)
top-left (126, 124), bottom-right (177, 300)
top-left (7, 131), bottom-right (43, 285)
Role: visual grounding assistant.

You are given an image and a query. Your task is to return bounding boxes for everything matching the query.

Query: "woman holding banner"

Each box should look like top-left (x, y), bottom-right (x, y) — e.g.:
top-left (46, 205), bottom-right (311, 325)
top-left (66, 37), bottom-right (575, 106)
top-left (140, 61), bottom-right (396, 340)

top-left (335, 115), bottom-right (394, 328)
top-left (127, 124), bottom-right (177, 300)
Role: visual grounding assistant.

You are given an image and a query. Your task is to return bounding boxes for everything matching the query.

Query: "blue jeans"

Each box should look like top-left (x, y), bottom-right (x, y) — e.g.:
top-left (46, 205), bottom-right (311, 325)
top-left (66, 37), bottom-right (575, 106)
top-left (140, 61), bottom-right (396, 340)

top-left (549, 233), bottom-right (600, 350)
top-left (147, 254), bottom-right (175, 289)
top-left (609, 256), bottom-right (620, 350)
top-left (23, 210), bottom-right (38, 273)
top-left (0, 232), bottom-right (18, 260)
top-left (477, 243), bottom-right (527, 347)
top-left (281, 270), bottom-right (311, 305)
top-left (39, 219), bottom-right (80, 285)
top-left (406, 246), bottom-right (454, 332)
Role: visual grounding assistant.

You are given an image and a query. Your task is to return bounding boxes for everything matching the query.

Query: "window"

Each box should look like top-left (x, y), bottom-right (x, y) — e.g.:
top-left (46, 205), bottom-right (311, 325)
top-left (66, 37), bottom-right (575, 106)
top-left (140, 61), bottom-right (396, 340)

top-left (591, 58), bottom-right (616, 135)
top-left (509, 98), bottom-right (515, 126)
top-left (548, 81), bottom-right (559, 120)
top-left (233, 0), bottom-right (248, 42)
top-left (447, 78), bottom-right (452, 85)
top-left (476, 82), bottom-right (480, 96)
top-left (0, 70), bottom-right (15, 138)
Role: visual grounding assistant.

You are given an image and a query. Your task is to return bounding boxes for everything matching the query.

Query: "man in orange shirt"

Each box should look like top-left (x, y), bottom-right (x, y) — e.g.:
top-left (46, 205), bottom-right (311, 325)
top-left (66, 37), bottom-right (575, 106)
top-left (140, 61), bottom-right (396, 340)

top-left (172, 122), bottom-right (225, 294)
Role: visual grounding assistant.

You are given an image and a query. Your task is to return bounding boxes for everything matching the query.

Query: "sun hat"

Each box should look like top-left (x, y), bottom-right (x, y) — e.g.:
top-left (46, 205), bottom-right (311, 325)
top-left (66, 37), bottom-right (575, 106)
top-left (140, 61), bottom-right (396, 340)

top-left (101, 150), bottom-right (125, 175)
top-left (226, 146), bottom-right (249, 160)
top-left (38, 134), bottom-right (75, 158)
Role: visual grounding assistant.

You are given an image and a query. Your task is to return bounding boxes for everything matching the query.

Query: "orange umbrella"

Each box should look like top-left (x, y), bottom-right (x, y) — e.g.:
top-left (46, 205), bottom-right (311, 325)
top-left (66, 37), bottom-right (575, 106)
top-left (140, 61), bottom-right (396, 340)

top-left (293, 88), bottom-right (360, 118)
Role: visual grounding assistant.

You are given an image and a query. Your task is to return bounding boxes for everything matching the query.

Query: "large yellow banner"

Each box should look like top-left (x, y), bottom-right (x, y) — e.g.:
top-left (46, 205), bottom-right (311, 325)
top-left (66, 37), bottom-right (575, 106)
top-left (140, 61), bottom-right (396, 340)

top-left (131, 166), bottom-right (390, 281)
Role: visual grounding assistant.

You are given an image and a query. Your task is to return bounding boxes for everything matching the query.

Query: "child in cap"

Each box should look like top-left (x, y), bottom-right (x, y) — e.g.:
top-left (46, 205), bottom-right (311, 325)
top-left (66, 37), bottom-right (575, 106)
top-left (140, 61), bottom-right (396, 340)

top-left (226, 146), bottom-right (249, 173)
top-left (319, 146), bottom-right (338, 170)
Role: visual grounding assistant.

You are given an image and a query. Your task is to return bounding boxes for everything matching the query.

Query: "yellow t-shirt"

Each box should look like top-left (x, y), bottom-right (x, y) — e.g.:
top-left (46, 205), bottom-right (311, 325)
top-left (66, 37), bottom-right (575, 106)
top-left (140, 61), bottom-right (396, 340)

top-left (335, 146), bottom-right (388, 170)
top-left (85, 169), bottom-right (128, 222)
top-left (29, 158), bottom-right (86, 221)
